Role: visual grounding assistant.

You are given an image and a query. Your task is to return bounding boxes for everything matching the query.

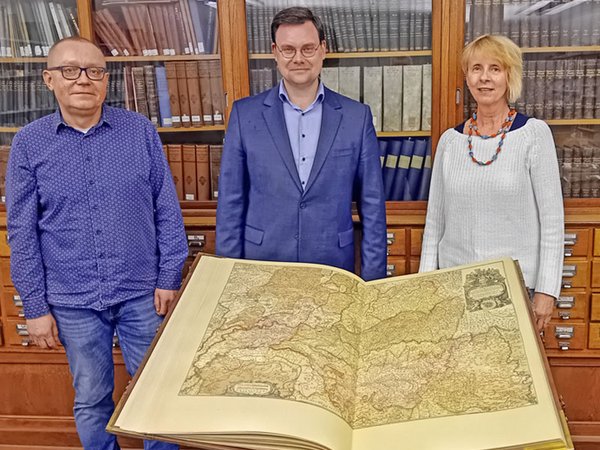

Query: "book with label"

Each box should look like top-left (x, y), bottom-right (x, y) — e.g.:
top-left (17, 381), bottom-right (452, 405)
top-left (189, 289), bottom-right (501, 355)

top-left (108, 255), bottom-right (573, 450)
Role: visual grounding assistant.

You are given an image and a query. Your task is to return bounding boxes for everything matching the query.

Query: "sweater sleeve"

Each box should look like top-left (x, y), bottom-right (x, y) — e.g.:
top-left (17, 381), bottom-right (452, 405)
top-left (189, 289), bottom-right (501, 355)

top-left (528, 119), bottom-right (564, 298)
top-left (419, 131), bottom-right (452, 272)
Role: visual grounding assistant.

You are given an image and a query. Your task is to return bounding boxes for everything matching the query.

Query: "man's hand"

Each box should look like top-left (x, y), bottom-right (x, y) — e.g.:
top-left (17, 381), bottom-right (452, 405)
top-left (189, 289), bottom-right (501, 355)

top-left (154, 288), bottom-right (178, 316)
top-left (27, 314), bottom-right (60, 349)
top-left (532, 292), bottom-right (555, 333)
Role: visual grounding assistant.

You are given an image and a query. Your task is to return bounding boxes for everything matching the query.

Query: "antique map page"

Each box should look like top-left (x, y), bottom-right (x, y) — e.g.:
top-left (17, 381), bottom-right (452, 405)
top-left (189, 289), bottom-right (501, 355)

top-left (111, 256), bottom-right (571, 450)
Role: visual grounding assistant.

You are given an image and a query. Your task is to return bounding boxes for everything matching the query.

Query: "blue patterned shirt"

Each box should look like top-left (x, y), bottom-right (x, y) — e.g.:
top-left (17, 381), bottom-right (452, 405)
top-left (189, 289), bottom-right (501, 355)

top-left (6, 106), bottom-right (188, 319)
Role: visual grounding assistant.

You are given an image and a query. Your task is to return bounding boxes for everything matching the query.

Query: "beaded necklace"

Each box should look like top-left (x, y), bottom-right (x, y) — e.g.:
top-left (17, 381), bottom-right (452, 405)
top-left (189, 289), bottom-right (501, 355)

top-left (467, 108), bottom-right (516, 166)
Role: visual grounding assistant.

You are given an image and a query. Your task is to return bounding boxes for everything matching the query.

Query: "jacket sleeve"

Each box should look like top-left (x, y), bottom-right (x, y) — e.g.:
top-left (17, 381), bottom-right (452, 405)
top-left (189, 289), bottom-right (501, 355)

top-left (5, 133), bottom-right (49, 318)
top-left (356, 105), bottom-right (387, 281)
top-left (147, 124), bottom-right (188, 290)
top-left (216, 101), bottom-right (248, 258)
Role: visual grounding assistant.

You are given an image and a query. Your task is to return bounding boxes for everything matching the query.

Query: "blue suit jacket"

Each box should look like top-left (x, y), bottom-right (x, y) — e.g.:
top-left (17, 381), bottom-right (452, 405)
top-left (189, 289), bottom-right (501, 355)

top-left (216, 86), bottom-right (387, 281)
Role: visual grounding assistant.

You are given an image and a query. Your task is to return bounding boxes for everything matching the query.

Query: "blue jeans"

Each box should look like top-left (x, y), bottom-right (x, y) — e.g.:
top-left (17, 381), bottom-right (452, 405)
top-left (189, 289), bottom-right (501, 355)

top-left (51, 293), bottom-right (179, 450)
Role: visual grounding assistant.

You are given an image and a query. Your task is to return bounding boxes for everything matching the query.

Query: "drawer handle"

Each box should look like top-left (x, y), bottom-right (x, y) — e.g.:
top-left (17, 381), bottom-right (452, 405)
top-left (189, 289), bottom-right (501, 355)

top-left (558, 341), bottom-right (571, 351)
top-left (16, 324), bottom-right (29, 336)
top-left (564, 248), bottom-right (573, 257)
top-left (563, 233), bottom-right (577, 246)
top-left (562, 264), bottom-right (577, 278)
top-left (558, 312), bottom-right (571, 320)
top-left (21, 339), bottom-right (31, 347)
top-left (561, 282), bottom-right (572, 289)
top-left (556, 296), bottom-right (574, 309)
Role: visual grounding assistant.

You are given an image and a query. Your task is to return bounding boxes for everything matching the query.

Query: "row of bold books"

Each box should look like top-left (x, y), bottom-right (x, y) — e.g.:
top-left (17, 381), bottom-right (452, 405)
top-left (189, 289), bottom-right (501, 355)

top-left (0, 65), bottom-right (58, 127)
top-left (464, 57), bottom-right (600, 121)
top-left (381, 138), bottom-right (432, 201)
top-left (164, 143), bottom-right (222, 202)
top-left (250, 64), bottom-right (432, 132)
top-left (247, 0), bottom-right (432, 54)
top-left (94, 0), bottom-right (218, 57)
top-left (466, 0), bottom-right (600, 47)
top-left (105, 61), bottom-right (225, 128)
top-left (558, 144), bottom-right (600, 198)
top-left (0, 0), bottom-right (78, 57)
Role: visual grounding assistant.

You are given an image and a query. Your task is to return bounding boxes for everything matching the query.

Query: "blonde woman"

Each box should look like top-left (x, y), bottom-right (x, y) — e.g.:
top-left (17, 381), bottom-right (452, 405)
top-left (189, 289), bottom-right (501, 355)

top-left (420, 35), bottom-right (564, 332)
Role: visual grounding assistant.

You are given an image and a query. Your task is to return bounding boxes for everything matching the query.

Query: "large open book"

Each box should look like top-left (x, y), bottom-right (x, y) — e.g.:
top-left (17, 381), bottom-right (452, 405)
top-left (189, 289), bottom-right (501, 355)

top-left (108, 255), bottom-right (573, 450)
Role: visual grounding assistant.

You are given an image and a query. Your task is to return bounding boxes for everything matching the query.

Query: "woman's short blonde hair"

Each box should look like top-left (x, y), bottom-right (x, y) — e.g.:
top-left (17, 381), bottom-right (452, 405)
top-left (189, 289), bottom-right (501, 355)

top-left (462, 34), bottom-right (522, 104)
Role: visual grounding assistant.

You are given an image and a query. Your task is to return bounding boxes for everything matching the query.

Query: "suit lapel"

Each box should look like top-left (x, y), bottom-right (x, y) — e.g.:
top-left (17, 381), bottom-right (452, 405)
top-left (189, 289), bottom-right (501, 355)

top-left (304, 90), bottom-right (342, 195)
top-left (262, 88), bottom-right (303, 192)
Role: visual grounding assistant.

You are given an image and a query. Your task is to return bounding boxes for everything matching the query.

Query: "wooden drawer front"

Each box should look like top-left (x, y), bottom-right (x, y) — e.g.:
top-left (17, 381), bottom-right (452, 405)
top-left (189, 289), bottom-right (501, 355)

top-left (409, 258), bottom-right (420, 275)
top-left (594, 229), bottom-right (600, 256)
top-left (0, 258), bottom-right (12, 287)
top-left (591, 294), bottom-right (600, 321)
top-left (4, 318), bottom-right (32, 347)
top-left (386, 257), bottom-right (406, 277)
top-left (589, 323), bottom-right (600, 349)
top-left (386, 229), bottom-right (406, 256)
top-left (562, 260), bottom-right (589, 289)
top-left (563, 228), bottom-right (590, 257)
top-left (552, 291), bottom-right (588, 321)
top-left (410, 228), bottom-right (423, 256)
top-left (590, 260), bottom-right (600, 288)
top-left (0, 230), bottom-right (9, 256)
top-left (2, 288), bottom-right (24, 318)
top-left (187, 230), bottom-right (216, 256)
top-left (543, 322), bottom-right (587, 351)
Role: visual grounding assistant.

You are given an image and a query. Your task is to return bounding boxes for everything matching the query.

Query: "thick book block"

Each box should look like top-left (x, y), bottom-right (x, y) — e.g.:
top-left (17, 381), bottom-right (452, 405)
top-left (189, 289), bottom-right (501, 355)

top-left (402, 138), bottom-right (427, 201)
top-left (533, 60), bottom-right (546, 119)
top-left (131, 66), bottom-right (150, 119)
top-left (382, 65), bottom-right (403, 132)
top-left (167, 144), bottom-right (184, 201)
top-left (195, 144), bottom-right (210, 201)
top-left (362, 66), bottom-right (383, 131)
top-left (208, 60), bottom-right (224, 124)
top-left (154, 66), bottom-right (173, 127)
top-left (391, 138), bottom-right (415, 201)
top-left (143, 65), bottom-right (159, 126)
top-left (108, 256), bottom-right (574, 450)
top-left (182, 144), bottom-right (197, 201)
top-left (421, 64), bottom-right (432, 131)
top-left (383, 139), bottom-right (403, 200)
top-left (402, 65), bottom-right (423, 131)
top-left (417, 140), bottom-right (432, 201)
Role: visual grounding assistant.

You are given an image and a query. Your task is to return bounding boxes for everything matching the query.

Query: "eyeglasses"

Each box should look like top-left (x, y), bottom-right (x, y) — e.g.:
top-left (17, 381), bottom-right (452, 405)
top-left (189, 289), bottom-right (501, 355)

top-left (46, 66), bottom-right (107, 81)
top-left (275, 43), bottom-right (321, 59)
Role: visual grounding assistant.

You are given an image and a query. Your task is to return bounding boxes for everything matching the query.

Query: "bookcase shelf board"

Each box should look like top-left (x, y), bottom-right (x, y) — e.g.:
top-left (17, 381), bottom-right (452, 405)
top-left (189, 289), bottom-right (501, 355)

top-left (106, 55), bottom-right (222, 63)
top-left (0, 58), bottom-right (48, 63)
top-left (546, 119), bottom-right (600, 126)
top-left (378, 131), bottom-right (432, 137)
top-left (520, 46), bottom-right (600, 54)
top-left (157, 125), bottom-right (226, 133)
top-left (0, 128), bottom-right (21, 134)
top-left (249, 50), bottom-right (434, 60)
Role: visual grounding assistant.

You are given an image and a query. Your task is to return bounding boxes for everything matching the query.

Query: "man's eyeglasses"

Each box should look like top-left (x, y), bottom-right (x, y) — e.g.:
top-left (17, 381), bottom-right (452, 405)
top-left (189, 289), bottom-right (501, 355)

top-left (46, 66), bottom-right (107, 81)
top-left (275, 43), bottom-right (321, 59)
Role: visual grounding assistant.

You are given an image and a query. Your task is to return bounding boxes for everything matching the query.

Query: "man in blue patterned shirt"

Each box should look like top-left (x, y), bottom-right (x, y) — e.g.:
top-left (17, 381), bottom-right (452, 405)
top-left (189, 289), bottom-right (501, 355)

top-left (6, 37), bottom-right (187, 450)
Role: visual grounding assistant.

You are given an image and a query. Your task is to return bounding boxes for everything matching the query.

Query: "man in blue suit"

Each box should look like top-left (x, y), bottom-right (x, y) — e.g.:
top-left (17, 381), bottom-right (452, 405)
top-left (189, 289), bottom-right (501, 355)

top-left (216, 7), bottom-right (386, 281)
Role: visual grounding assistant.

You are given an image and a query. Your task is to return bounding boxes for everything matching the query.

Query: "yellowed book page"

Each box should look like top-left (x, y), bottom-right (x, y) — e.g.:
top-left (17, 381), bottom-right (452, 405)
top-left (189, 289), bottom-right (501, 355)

top-left (353, 259), bottom-right (568, 450)
top-left (114, 256), bottom-right (355, 450)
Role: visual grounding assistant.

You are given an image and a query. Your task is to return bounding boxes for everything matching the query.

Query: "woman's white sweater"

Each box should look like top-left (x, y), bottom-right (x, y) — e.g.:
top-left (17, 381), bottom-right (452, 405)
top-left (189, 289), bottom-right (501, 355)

top-left (419, 117), bottom-right (564, 298)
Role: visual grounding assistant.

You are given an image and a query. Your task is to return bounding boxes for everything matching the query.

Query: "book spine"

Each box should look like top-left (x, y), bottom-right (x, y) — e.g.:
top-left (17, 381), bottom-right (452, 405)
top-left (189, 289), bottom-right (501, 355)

top-left (421, 64), bottom-right (432, 131)
top-left (165, 62), bottom-right (181, 127)
top-left (553, 59), bottom-right (565, 120)
top-left (383, 139), bottom-right (402, 199)
top-left (563, 59), bottom-right (576, 119)
top-left (574, 59), bottom-right (585, 119)
top-left (382, 65), bottom-right (403, 132)
top-left (533, 60), bottom-right (546, 119)
top-left (167, 144), bottom-right (184, 201)
top-left (185, 60), bottom-right (203, 127)
top-left (175, 61), bottom-right (191, 127)
top-left (362, 66), bottom-right (383, 132)
top-left (543, 60), bottom-right (555, 120)
top-left (198, 60), bottom-right (213, 126)
top-left (399, 1), bottom-right (410, 51)
top-left (195, 144), bottom-right (210, 201)
top-left (338, 66), bottom-right (361, 102)
top-left (131, 66), bottom-right (150, 119)
top-left (209, 144), bottom-right (223, 200)
top-left (208, 60), bottom-right (224, 125)
top-left (143, 65), bottom-right (159, 126)
top-left (402, 65), bottom-right (423, 131)
top-left (154, 66), bottom-right (173, 127)
top-left (403, 138), bottom-right (428, 201)
top-left (182, 144), bottom-right (197, 201)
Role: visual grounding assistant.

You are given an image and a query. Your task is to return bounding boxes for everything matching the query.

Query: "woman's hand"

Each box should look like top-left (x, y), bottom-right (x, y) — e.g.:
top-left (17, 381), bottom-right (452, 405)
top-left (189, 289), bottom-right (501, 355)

top-left (532, 292), bottom-right (555, 333)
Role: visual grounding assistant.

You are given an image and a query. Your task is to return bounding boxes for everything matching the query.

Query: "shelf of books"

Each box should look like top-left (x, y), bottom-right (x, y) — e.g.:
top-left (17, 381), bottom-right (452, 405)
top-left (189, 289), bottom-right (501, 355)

top-left (464, 0), bottom-right (600, 200)
top-left (246, 0), bottom-right (434, 201)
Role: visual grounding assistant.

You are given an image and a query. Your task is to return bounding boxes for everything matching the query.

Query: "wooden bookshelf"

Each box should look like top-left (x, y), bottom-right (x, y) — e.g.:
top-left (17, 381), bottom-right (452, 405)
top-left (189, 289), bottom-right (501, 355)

top-left (106, 54), bottom-right (221, 63)
top-left (249, 50), bottom-right (433, 60)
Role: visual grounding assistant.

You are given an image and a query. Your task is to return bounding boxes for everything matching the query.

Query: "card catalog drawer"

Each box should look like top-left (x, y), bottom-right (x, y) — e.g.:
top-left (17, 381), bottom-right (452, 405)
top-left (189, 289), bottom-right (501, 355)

top-left (186, 230), bottom-right (216, 256)
top-left (590, 294), bottom-right (600, 321)
top-left (562, 260), bottom-right (589, 289)
top-left (386, 229), bottom-right (406, 256)
top-left (1, 288), bottom-right (24, 318)
top-left (4, 318), bottom-right (32, 347)
top-left (543, 322), bottom-right (586, 351)
top-left (410, 228), bottom-right (423, 256)
top-left (588, 323), bottom-right (600, 349)
top-left (0, 230), bottom-right (10, 257)
top-left (564, 228), bottom-right (590, 257)
top-left (386, 257), bottom-right (406, 277)
top-left (552, 291), bottom-right (588, 321)
top-left (0, 258), bottom-right (12, 287)
top-left (409, 258), bottom-right (420, 275)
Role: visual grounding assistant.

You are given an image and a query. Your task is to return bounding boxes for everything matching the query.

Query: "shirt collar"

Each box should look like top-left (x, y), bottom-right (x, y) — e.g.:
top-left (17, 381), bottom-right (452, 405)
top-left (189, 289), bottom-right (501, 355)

top-left (53, 104), bottom-right (113, 133)
top-left (278, 80), bottom-right (325, 112)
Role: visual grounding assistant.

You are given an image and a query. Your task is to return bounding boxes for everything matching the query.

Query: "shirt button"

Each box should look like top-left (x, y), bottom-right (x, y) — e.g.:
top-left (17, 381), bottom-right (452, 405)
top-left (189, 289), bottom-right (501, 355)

top-left (89, 180), bottom-right (95, 185)
top-left (93, 204), bottom-right (99, 210)
top-left (96, 229), bottom-right (102, 235)
top-left (302, 134), bottom-right (306, 138)
top-left (86, 157), bottom-right (91, 162)
top-left (294, 234), bottom-right (299, 240)
top-left (301, 181), bottom-right (306, 185)
top-left (299, 202), bottom-right (306, 209)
